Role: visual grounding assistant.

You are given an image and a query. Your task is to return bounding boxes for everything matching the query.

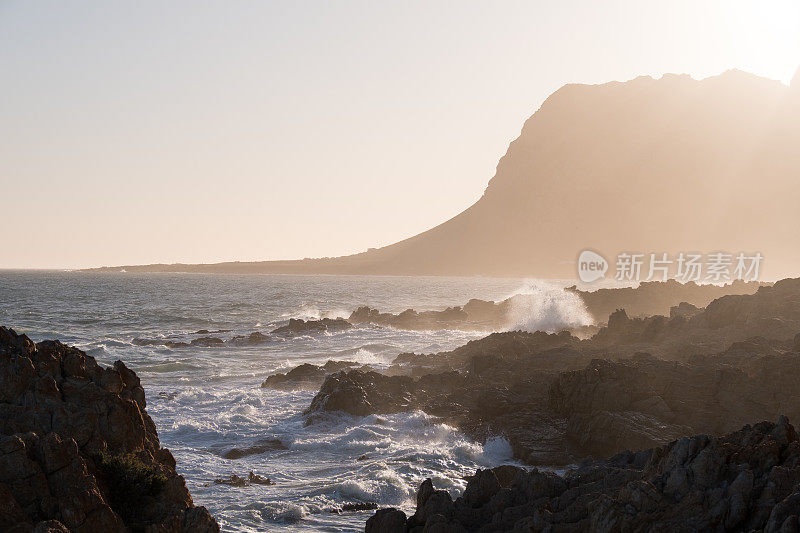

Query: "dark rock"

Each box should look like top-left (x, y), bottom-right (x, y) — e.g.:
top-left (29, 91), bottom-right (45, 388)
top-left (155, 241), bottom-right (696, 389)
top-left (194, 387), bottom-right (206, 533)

top-left (365, 508), bottom-right (407, 533)
top-left (271, 318), bottom-right (353, 336)
top-left (670, 301), bottom-right (701, 319)
top-left (346, 281), bottom-right (761, 333)
top-left (213, 474), bottom-right (247, 487)
top-left (164, 341), bottom-right (190, 349)
top-left (131, 337), bottom-right (164, 346)
top-left (0, 326), bottom-right (219, 532)
top-left (221, 438), bottom-right (286, 459)
top-left (370, 418), bottom-right (800, 532)
top-left (247, 471), bottom-right (272, 485)
top-left (227, 332), bottom-right (270, 346)
top-left (339, 502), bottom-right (377, 512)
top-left (306, 370), bottom-right (415, 416)
top-left (261, 360), bottom-right (360, 389)
top-left (189, 337), bottom-right (224, 347)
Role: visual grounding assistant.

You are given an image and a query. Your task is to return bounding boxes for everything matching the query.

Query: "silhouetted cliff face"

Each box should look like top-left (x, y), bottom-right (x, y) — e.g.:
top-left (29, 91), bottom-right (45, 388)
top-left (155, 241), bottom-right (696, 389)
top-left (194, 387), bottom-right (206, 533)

top-left (87, 68), bottom-right (800, 278)
top-left (360, 70), bottom-right (800, 278)
top-left (0, 327), bottom-right (219, 532)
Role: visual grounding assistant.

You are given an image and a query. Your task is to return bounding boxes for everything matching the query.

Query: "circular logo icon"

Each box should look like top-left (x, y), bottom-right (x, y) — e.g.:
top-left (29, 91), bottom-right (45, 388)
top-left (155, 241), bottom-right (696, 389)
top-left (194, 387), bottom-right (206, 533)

top-left (577, 250), bottom-right (608, 283)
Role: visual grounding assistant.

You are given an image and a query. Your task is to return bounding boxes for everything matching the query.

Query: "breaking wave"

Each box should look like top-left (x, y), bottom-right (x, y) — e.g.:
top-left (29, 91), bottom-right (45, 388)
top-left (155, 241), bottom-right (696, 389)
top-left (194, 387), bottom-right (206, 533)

top-left (504, 279), bottom-right (593, 333)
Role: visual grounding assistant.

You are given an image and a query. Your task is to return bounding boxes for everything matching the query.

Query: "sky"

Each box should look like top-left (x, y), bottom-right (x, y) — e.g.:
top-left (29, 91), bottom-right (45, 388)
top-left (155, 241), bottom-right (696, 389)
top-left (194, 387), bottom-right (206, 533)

top-left (2, 0), bottom-right (799, 269)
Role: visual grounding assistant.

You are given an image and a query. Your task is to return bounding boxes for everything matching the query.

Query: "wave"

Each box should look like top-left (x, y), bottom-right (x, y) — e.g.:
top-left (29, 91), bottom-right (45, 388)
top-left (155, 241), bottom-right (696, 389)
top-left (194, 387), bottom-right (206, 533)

top-left (504, 279), bottom-right (593, 333)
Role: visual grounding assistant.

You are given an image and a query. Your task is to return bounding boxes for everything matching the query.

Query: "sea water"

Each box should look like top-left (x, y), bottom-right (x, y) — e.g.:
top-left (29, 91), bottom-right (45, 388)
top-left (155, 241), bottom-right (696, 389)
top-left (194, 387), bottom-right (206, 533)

top-left (0, 271), bottom-right (592, 532)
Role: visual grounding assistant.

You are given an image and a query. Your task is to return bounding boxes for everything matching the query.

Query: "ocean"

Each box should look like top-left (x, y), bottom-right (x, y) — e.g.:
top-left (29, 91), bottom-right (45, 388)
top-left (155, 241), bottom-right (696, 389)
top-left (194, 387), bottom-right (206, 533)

top-left (0, 270), bottom-right (562, 532)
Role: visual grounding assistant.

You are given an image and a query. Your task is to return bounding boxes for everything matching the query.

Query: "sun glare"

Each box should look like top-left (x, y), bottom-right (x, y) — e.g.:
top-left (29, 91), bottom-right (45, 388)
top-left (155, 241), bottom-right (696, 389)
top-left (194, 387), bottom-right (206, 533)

top-left (721, 0), bottom-right (800, 84)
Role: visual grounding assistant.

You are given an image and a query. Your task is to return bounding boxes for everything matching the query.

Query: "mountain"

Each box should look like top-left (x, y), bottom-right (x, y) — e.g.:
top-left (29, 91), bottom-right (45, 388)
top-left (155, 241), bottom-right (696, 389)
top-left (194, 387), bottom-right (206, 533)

top-left (87, 69), bottom-right (800, 278)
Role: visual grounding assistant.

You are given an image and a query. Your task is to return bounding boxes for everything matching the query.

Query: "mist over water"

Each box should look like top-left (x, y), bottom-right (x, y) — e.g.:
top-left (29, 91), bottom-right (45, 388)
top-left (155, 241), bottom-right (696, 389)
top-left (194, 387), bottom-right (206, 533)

top-left (0, 271), bottom-right (581, 532)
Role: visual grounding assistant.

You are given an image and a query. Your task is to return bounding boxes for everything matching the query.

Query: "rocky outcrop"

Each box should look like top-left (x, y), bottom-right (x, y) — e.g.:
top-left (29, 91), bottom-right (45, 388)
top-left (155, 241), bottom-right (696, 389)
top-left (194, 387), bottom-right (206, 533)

top-left (135, 331), bottom-right (270, 349)
top-left (586, 278), bottom-right (800, 359)
top-left (270, 318), bottom-right (353, 336)
top-left (571, 279), bottom-right (761, 323)
top-left (306, 278), bottom-right (800, 467)
top-left (136, 317), bottom-right (354, 350)
top-left (347, 280), bottom-right (762, 332)
top-left (260, 360), bottom-right (360, 390)
top-left (349, 305), bottom-right (478, 331)
top-left (368, 417), bottom-right (800, 532)
top-left (0, 326), bottom-right (218, 532)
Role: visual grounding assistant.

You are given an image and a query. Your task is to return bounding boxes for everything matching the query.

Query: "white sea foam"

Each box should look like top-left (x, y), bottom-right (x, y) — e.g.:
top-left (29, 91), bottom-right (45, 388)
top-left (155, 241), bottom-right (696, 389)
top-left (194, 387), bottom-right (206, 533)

top-left (504, 279), bottom-right (594, 332)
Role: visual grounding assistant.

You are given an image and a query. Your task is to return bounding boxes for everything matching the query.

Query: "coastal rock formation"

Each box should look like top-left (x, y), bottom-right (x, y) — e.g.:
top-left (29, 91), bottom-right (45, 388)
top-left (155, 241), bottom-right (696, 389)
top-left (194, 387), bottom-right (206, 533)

top-left (346, 280), bottom-right (762, 332)
top-left (305, 278), bottom-right (800, 467)
top-left (133, 317), bottom-right (353, 350)
top-left (590, 278), bottom-right (800, 358)
top-left (0, 326), bottom-right (218, 532)
top-left (260, 360), bottom-right (360, 390)
top-left (348, 305), bottom-right (474, 331)
top-left (571, 279), bottom-right (760, 323)
top-left (367, 417), bottom-right (800, 532)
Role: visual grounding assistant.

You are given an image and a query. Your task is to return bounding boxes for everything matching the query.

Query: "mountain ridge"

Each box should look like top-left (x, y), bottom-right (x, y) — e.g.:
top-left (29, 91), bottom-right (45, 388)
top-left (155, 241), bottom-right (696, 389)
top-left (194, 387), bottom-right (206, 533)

top-left (84, 69), bottom-right (800, 278)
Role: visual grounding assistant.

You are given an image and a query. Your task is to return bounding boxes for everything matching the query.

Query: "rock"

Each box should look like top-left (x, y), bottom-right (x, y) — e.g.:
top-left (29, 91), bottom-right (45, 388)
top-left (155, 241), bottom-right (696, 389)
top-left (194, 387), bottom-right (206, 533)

top-left (370, 418), bottom-right (800, 532)
top-left (227, 332), bottom-right (270, 346)
top-left (247, 471), bottom-right (272, 485)
top-left (339, 502), bottom-right (377, 512)
top-left (221, 438), bottom-right (286, 459)
top-left (670, 301), bottom-right (701, 319)
top-left (261, 360), bottom-right (360, 389)
top-left (365, 508), bottom-right (407, 533)
top-left (131, 337), bottom-right (164, 346)
top-left (306, 370), bottom-right (415, 416)
top-left (565, 410), bottom-right (692, 458)
top-left (345, 281), bottom-right (761, 333)
top-left (0, 326), bottom-right (219, 532)
top-left (270, 318), bottom-right (353, 336)
top-left (189, 337), bottom-right (224, 347)
top-left (164, 341), bottom-right (190, 349)
top-left (213, 474), bottom-right (248, 487)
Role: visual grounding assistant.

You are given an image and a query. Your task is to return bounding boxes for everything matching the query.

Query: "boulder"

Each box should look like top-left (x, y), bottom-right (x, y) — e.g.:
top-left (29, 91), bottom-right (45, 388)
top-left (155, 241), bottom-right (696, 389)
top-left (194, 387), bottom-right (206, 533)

top-left (0, 326), bottom-right (218, 532)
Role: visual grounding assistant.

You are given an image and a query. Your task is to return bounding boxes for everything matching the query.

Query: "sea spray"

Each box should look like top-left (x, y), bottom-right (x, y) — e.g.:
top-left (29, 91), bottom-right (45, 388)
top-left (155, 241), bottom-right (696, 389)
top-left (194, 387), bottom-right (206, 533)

top-left (504, 279), bottom-right (594, 332)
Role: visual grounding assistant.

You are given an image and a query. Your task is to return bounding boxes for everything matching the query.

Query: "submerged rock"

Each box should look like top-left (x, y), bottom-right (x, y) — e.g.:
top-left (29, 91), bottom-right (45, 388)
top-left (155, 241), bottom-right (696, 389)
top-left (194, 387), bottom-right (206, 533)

top-left (212, 472), bottom-right (273, 487)
top-left (189, 336), bottom-right (224, 347)
top-left (213, 474), bottom-right (248, 487)
top-left (270, 318), bottom-right (353, 336)
top-left (0, 326), bottom-right (219, 532)
top-left (227, 331), bottom-right (271, 346)
top-left (248, 471), bottom-right (273, 485)
top-left (221, 438), bottom-right (287, 459)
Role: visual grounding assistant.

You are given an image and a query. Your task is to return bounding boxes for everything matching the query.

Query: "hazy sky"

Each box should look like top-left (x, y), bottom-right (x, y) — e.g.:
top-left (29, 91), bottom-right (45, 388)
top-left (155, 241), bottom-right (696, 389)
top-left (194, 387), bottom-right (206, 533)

top-left (2, 1), bottom-right (799, 269)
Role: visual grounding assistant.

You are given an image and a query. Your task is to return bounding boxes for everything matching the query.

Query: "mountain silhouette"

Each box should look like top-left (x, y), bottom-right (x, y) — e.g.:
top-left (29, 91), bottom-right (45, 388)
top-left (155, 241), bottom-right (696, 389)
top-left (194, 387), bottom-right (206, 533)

top-left (90, 69), bottom-right (800, 278)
